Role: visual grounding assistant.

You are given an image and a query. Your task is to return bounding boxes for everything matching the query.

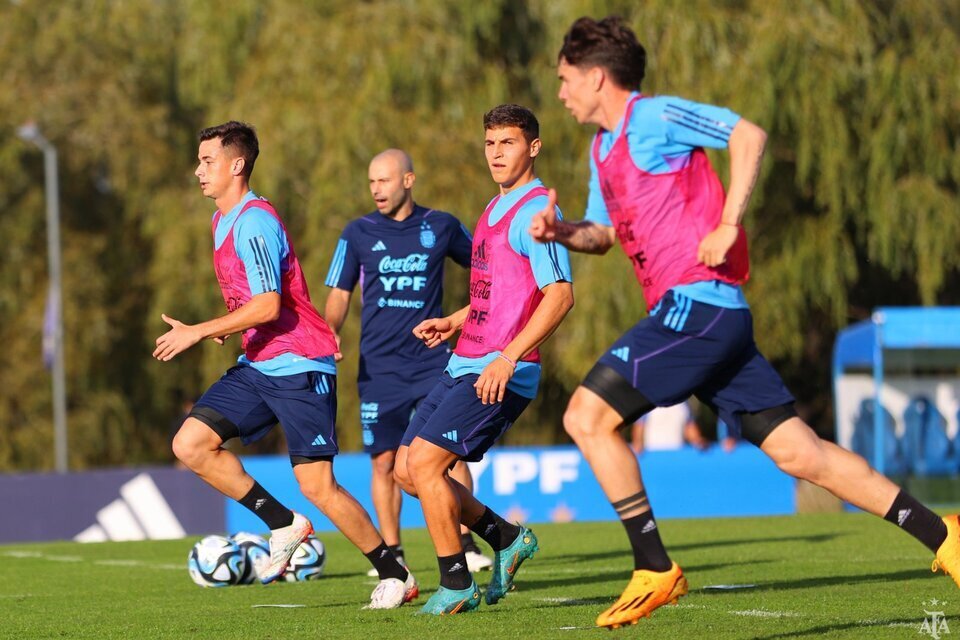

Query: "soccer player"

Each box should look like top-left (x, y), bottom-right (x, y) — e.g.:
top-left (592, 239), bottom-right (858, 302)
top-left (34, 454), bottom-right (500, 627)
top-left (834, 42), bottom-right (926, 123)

top-left (156, 121), bottom-right (416, 609)
top-left (323, 148), bottom-right (492, 573)
top-left (393, 104), bottom-right (574, 615)
top-left (530, 16), bottom-right (960, 629)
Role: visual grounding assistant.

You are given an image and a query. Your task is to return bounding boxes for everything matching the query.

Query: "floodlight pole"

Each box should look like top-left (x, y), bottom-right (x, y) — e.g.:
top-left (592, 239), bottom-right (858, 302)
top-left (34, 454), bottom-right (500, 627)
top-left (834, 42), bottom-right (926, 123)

top-left (18, 123), bottom-right (68, 474)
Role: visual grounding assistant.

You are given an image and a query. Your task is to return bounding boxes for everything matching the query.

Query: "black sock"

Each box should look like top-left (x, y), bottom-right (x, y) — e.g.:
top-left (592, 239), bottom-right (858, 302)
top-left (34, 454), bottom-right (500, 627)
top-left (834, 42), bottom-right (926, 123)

top-left (461, 532), bottom-right (481, 554)
top-left (438, 552), bottom-right (473, 590)
top-left (389, 544), bottom-right (404, 561)
top-left (469, 507), bottom-right (520, 552)
top-left (883, 490), bottom-right (948, 553)
top-left (622, 512), bottom-right (672, 572)
top-left (238, 482), bottom-right (293, 530)
top-left (364, 542), bottom-right (408, 581)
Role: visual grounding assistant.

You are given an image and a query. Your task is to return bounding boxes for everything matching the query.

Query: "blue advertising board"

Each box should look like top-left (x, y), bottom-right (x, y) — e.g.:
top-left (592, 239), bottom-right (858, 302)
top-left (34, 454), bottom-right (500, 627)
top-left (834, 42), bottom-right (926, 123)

top-left (227, 445), bottom-right (795, 534)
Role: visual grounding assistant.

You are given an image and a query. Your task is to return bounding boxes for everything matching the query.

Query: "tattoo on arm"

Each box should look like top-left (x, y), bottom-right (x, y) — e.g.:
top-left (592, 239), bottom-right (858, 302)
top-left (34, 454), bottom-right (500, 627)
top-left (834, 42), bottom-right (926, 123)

top-left (560, 221), bottom-right (615, 254)
top-left (733, 142), bottom-right (766, 221)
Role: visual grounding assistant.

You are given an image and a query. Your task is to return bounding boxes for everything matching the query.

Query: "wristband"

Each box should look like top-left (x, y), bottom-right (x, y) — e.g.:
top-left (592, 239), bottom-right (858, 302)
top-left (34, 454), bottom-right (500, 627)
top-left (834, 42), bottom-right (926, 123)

top-left (497, 353), bottom-right (517, 368)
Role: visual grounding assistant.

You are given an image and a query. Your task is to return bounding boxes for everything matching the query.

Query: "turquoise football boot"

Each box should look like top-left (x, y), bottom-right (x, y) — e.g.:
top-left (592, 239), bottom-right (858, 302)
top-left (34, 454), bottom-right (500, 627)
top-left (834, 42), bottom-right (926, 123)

top-left (485, 526), bottom-right (539, 605)
top-left (418, 581), bottom-right (482, 615)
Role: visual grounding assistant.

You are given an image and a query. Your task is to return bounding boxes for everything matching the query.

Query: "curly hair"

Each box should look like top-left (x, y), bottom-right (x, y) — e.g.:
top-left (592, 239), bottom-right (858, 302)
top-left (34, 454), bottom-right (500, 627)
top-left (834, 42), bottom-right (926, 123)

top-left (559, 16), bottom-right (646, 90)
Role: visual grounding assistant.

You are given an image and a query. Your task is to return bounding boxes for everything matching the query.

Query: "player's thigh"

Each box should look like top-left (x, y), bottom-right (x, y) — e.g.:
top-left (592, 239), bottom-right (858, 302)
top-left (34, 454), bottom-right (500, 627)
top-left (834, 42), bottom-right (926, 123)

top-left (187, 365), bottom-right (279, 445)
top-left (696, 343), bottom-right (796, 446)
top-left (399, 374), bottom-right (450, 450)
top-left (359, 374), bottom-right (435, 455)
top-left (411, 373), bottom-right (531, 463)
top-left (258, 370), bottom-right (339, 459)
top-left (564, 384), bottom-right (637, 437)
top-left (584, 292), bottom-right (748, 425)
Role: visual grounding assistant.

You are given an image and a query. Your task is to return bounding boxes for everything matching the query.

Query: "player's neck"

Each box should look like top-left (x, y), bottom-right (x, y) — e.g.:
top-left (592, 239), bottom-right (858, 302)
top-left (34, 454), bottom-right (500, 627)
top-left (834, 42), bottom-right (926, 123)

top-left (597, 88), bottom-right (635, 133)
top-left (215, 182), bottom-right (251, 214)
top-left (498, 169), bottom-right (537, 195)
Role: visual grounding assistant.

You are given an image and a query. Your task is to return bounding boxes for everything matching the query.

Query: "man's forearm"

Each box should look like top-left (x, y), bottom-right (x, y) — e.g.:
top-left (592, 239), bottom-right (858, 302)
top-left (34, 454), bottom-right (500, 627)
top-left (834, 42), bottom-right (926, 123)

top-left (446, 304), bottom-right (471, 331)
top-left (554, 221), bottom-right (616, 254)
top-left (194, 292), bottom-right (281, 340)
top-left (501, 282), bottom-right (574, 363)
top-left (323, 288), bottom-right (352, 334)
top-left (722, 119), bottom-right (767, 225)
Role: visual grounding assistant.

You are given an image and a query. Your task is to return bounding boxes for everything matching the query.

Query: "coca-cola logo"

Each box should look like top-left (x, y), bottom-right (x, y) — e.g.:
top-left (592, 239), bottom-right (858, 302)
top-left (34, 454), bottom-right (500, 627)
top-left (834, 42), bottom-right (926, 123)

top-left (470, 279), bottom-right (491, 300)
top-left (378, 253), bottom-right (428, 274)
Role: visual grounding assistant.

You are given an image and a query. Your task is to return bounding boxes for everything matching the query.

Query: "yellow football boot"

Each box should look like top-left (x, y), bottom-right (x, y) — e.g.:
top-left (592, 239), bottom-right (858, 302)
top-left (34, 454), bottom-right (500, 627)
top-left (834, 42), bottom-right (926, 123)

top-left (933, 515), bottom-right (960, 587)
top-left (596, 562), bottom-right (688, 629)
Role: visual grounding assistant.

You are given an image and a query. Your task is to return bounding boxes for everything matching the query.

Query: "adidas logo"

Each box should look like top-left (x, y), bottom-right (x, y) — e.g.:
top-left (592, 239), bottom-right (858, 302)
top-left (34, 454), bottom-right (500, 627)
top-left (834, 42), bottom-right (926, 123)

top-left (898, 508), bottom-right (912, 527)
top-left (442, 430), bottom-right (458, 442)
top-left (641, 520), bottom-right (658, 534)
top-left (74, 473), bottom-right (186, 542)
top-left (612, 346), bottom-right (630, 362)
top-left (312, 434), bottom-right (327, 446)
top-left (448, 562), bottom-right (464, 573)
top-left (371, 240), bottom-right (387, 252)
top-left (254, 498), bottom-right (267, 511)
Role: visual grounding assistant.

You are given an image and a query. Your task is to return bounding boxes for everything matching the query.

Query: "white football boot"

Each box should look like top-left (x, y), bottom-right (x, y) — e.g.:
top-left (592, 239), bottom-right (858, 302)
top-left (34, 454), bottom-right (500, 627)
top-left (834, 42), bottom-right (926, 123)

top-left (260, 512), bottom-right (313, 584)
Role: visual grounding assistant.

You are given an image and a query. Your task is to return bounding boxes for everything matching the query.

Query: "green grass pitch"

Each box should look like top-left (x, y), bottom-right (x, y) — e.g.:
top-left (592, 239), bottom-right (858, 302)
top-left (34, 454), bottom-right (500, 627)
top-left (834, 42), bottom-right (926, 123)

top-left (1, 513), bottom-right (956, 639)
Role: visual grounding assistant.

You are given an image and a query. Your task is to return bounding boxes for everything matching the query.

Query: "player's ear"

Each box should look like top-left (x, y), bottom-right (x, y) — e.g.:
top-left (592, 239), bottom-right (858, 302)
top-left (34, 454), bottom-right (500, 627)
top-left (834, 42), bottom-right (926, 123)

top-left (403, 171), bottom-right (416, 190)
top-left (589, 66), bottom-right (604, 92)
top-left (231, 156), bottom-right (246, 177)
top-left (529, 138), bottom-right (542, 159)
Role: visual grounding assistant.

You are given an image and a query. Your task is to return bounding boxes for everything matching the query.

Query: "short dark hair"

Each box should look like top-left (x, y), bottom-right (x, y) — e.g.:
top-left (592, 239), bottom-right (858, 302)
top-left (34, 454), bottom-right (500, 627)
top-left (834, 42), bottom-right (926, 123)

top-left (559, 16), bottom-right (646, 90)
top-left (198, 121), bottom-right (259, 177)
top-left (483, 104), bottom-right (540, 143)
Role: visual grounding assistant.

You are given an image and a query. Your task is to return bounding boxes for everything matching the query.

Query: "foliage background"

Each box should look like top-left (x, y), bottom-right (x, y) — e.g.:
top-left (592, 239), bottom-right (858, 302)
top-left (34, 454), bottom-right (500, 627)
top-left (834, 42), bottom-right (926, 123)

top-left (1, 0), bottom-right (957, 471)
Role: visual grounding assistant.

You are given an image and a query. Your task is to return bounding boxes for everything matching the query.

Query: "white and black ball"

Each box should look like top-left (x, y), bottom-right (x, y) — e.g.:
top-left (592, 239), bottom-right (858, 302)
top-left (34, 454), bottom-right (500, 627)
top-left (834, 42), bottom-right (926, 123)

top-left (187, 535), bottom-right (246, 587)
top-left (280, 535), bottom-right (326, 582)
top-left (231, 532), bottom-right (271, 585)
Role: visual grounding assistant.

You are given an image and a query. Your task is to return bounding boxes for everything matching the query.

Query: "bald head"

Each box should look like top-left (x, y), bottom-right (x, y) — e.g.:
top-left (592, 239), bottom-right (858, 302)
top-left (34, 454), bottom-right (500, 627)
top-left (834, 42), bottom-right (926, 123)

top-left (368, 149), bottom-right (416, 219)
top-left (370, 148), bottom-right (414, 174)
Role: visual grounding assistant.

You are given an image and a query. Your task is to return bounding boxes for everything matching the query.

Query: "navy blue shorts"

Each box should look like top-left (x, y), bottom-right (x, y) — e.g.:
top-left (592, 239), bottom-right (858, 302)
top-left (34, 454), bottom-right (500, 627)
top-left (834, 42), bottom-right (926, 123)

top-left (400, 372), bottom-right (531, 462)
top-left (191, 365), bottom-right (338, 458)
top-left (587, 290), bottom-right (794, 442)
top-left (357, 372), bottom-right (439, 455)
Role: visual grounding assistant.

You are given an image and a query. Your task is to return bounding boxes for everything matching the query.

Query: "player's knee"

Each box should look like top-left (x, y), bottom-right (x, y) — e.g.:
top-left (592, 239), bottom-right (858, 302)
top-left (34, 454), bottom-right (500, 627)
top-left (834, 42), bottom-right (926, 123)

top-left (371, 451), bottom-right (397, 477)
top-left (171, 429), bottom-right (206, 469)
top-left (393, 466), bottom-right (417, 497)
top-left (770, 436), bottom-right (827, 482)
top-left (563, 399), bottom-right (603, 441)
top-left (297, 475), bottom-right (336, 510)
top-left (405, 444), bottom-right (444, 488)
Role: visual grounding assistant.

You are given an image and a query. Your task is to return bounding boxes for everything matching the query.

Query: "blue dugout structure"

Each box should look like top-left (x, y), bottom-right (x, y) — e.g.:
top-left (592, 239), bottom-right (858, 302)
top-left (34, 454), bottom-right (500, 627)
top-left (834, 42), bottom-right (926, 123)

top-left (833, 307), bottom-right (960, 475)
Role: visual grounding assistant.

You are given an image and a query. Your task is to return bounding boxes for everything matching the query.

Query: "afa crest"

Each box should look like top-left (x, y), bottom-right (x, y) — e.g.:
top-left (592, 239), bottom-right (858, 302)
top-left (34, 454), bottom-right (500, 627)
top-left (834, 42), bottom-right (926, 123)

top-left (420, 221), bottom-right (436, 248)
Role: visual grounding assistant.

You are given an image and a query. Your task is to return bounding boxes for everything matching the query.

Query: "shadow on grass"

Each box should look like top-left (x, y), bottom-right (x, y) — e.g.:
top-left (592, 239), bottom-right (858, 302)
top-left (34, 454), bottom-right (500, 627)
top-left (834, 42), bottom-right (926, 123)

top-left (752, 617), bottom-right (921, 638)
top-left (745, 567), bottom-right (938, 593)
top-left (544, 533), bottom-right (843, 565)
top-left (517, 561), bottom-right (754, 594)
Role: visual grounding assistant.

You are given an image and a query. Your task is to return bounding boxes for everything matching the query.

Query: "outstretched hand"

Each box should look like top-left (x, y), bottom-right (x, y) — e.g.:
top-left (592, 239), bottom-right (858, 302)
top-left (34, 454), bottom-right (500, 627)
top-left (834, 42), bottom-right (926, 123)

top-left (153, 314), bottom-right (203, 361)
top-left (528, 188), bottom-right (558, 243)
top-left (413, 317), bottom-right (456, 348)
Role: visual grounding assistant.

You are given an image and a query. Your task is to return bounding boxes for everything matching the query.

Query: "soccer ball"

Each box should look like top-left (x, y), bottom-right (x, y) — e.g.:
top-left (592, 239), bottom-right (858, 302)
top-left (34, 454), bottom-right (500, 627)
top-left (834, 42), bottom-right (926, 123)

top-left (232, 532), bottom-right (270, 585)
top-left (187, 535), bottom-right (246, 587)
top-left (280, 535), bottom-right (326, 582)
